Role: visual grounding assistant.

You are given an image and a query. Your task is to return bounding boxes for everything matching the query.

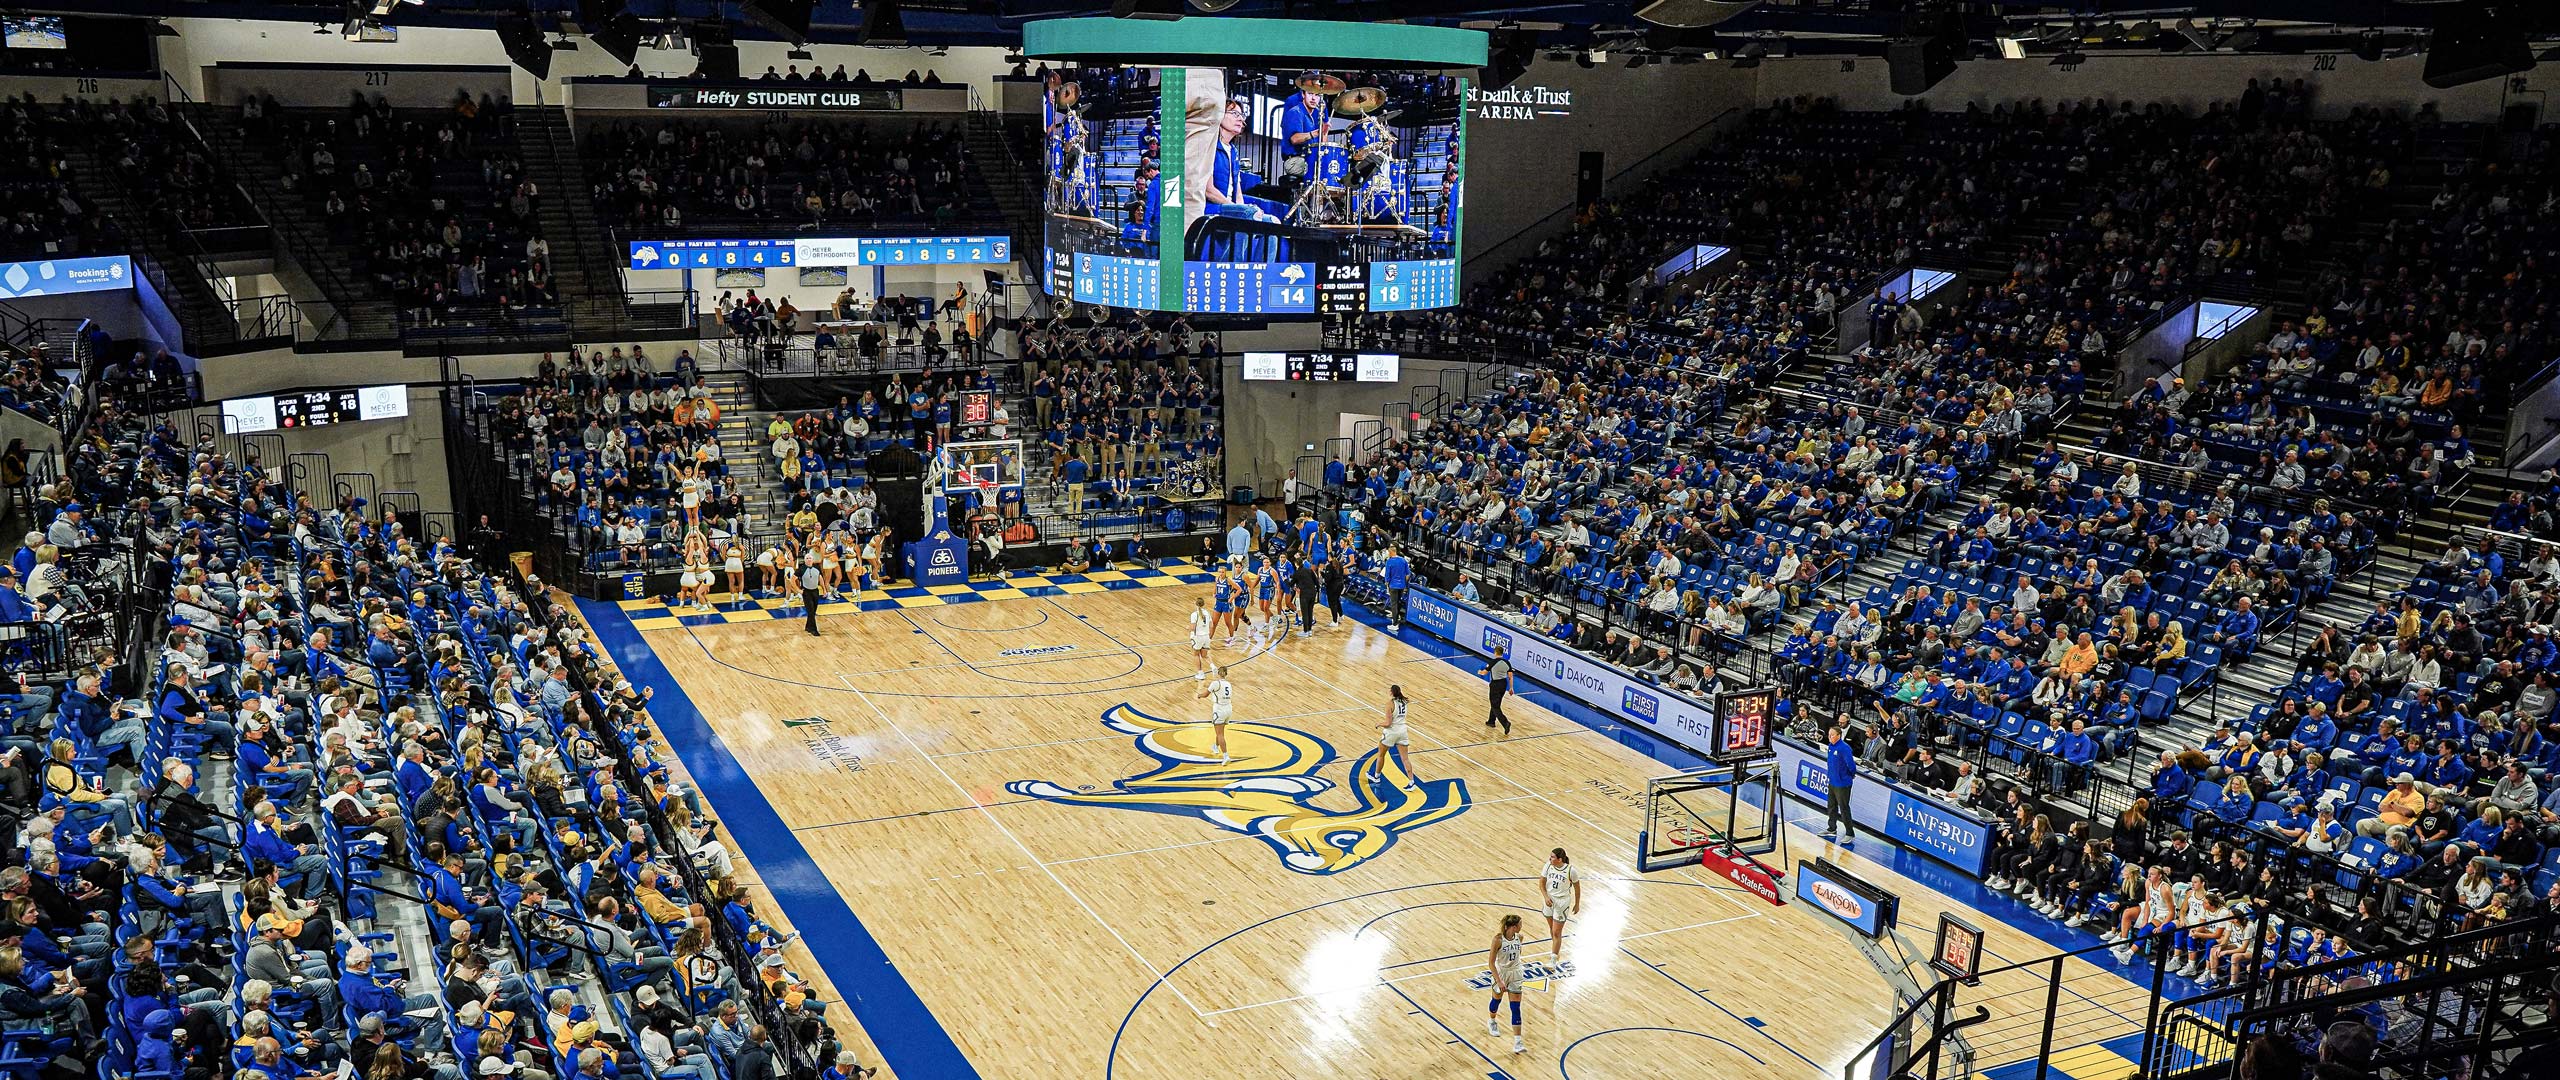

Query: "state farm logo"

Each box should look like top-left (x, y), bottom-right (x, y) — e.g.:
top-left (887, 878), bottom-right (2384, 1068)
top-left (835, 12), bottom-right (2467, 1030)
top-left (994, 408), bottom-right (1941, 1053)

top-left (1808, 879), bottom-right (1866, 922)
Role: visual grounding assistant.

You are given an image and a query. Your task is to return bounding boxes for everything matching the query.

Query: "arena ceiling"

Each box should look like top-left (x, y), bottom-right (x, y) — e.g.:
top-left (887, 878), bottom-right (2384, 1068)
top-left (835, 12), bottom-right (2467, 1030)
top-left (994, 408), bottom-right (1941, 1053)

top-left (20, 0), bottom-right (2560, 56)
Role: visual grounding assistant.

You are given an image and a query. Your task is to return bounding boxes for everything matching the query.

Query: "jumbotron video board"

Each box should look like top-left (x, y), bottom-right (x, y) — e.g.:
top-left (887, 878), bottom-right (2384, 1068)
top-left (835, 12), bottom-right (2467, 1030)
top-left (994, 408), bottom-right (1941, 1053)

top-left (1031, 21), bottom-right (1473, 316)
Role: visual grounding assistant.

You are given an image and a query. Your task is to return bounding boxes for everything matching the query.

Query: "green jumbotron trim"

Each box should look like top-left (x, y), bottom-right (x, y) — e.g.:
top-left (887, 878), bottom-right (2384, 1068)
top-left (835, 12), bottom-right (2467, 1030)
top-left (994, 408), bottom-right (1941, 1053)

top-left (1023, 17), bottom-right (1487, 68)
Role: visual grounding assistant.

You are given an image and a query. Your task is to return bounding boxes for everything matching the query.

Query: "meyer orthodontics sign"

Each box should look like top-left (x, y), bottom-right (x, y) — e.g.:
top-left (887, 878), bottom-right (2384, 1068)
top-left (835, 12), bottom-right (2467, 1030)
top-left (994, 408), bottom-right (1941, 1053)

top-left (1462, 84), bottom-right (1573, 120)
top-left (648, 85), bottom-right (904, 112)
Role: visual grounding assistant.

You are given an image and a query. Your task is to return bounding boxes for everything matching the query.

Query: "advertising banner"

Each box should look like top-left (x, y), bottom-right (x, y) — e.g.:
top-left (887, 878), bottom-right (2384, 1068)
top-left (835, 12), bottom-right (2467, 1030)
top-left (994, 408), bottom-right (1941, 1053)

top-left (649, 85), bottom-right (904, 111)
top-left (1770, 736), bottom-right (1991, 876)
top-left (1403, 583), bottom-right (1992, 876)
top-left (1402, 585), bottom-right (1719, 755)
top-left (0, 254), bottom-right (131, 299)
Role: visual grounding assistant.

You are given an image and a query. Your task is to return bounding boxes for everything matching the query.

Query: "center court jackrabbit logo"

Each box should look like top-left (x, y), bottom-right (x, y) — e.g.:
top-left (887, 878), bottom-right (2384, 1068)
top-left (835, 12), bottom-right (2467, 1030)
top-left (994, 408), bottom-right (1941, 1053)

top-left (1006, 703), bottom-right (1469, 875)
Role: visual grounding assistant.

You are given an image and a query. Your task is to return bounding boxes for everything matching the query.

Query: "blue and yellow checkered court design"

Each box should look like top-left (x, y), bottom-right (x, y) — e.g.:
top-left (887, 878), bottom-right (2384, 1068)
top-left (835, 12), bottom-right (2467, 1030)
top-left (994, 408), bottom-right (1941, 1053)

top-left (617, 556), bottom-right (1218, 631)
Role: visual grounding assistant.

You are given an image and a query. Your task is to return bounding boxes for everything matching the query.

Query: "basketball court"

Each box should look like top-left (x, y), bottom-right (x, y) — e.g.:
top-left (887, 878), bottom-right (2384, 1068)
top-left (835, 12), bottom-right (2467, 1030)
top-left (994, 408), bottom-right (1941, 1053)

top-left (571, 574), bottom-right (2159, 1079)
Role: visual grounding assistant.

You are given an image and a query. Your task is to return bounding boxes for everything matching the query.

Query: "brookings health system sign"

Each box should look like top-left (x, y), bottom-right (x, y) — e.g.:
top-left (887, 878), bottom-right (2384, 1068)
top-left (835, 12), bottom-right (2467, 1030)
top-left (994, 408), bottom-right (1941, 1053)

top-left (649, 85), bottom-right (904, 112)
top-left (1463, 84), bottom-right (1573, 120)
top-left (1402, 582), bottom-right (1993, 877)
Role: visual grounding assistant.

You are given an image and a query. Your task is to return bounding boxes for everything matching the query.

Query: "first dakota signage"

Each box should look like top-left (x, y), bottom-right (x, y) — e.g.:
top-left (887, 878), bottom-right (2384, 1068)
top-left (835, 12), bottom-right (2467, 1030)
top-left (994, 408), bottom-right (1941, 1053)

top-left (649, 85), bottom-right (904, 112)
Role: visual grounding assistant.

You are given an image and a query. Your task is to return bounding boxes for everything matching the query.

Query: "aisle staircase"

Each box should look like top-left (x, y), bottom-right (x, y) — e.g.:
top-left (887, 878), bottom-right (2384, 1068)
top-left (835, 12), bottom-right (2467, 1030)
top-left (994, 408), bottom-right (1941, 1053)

top-left (518, 107), bottom-right (635, 340)
top-left (186, 105), bottom-right (401, 344)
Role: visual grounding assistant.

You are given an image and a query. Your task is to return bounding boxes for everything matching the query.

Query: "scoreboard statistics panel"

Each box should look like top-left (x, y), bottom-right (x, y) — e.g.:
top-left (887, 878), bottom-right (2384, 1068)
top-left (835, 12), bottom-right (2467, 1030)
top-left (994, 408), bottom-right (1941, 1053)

top-left (1238, 351), bottom-right (1401, 382)
top-left (221, 385), bottom-right (409, 434)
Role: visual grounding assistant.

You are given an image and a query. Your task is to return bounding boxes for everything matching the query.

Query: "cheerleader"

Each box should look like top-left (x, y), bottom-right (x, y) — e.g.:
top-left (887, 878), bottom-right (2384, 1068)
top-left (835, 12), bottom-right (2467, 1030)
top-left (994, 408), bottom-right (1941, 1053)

top-left (678, 462), bottom-right (705, 530)
top-left (866, 527), bottom-right (894, 585)
top-left (722, 539), bottom-right (748, 603)
top-left (755, 541), bottom-right (783, 596)
top-left (819, 536), bottom-right (844, 596)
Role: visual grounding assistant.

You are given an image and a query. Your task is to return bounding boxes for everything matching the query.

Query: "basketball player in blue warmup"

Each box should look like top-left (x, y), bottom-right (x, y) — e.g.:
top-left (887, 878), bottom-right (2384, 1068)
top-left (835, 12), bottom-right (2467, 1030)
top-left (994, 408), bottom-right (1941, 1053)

top-left (1272, 553), bottom-right (1298, 635)
top-left (1381, 544), bottom-right (1411, 632)
top-left (1255, 557), bottom-right (1279, 630)
top-left (1211, 566), bottom-right (1239, 648)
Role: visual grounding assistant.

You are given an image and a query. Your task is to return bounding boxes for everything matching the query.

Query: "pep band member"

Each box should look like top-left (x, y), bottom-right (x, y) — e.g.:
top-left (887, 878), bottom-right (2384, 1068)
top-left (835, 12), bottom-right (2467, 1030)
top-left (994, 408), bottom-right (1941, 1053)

top-left (1208, 100), bottom-right (1284, 222)
top-left (1279, 72), bottom-right (1331, 172)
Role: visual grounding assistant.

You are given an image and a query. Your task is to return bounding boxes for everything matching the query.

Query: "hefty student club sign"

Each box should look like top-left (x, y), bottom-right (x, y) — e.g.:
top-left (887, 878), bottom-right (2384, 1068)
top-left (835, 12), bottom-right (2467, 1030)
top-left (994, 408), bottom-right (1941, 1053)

top-left (648, 85), bottom-right (904, 111)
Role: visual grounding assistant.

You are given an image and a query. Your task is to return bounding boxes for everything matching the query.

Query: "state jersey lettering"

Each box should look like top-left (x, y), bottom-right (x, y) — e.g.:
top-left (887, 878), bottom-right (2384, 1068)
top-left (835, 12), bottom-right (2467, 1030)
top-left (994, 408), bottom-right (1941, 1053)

top-left (1542, 862), bottom-right (1581, 904)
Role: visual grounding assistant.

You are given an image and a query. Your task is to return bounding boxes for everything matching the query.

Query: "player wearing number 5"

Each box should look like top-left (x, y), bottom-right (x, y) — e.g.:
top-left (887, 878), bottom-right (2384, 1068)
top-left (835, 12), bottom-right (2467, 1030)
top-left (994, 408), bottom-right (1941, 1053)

top-left (1539, 848), bottom-right (1581, 961)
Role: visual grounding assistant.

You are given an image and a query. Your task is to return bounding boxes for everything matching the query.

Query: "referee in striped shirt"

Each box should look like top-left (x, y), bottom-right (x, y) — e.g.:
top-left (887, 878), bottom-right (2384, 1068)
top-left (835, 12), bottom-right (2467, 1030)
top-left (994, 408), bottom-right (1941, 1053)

top-left (1482, 644), bottom-right (1512, 734)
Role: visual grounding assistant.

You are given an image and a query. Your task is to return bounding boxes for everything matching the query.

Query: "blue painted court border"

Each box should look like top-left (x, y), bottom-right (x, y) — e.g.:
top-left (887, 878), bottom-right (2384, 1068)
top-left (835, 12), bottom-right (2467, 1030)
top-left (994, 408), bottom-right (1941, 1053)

top-left (577, 596), bottom-right (983, 1080)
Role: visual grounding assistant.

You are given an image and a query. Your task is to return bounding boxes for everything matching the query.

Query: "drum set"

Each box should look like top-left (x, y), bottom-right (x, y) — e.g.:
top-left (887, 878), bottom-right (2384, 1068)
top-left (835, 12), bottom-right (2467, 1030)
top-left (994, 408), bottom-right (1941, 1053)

top-left (1280, 74), bottom-right (1409, 227)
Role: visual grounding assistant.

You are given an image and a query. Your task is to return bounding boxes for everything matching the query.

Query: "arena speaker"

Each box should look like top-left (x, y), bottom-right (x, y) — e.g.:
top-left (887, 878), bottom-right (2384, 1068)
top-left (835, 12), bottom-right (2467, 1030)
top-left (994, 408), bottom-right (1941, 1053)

top-left (1112, 0), bottom-right (1183, 19)
top-left (587, 12), bottom-right (645, 67)
top-left (741, 0), bottom-right (813, 47)
top-left (1480, 28), bottom-right (1536, 91)
top-left (1887, 14), bottom-right (1964, 96)
top-left (690, 19), bottom-right (738, 79)
top-left (2422, 2), bottom-right (2532, 89)
top-left (495, 15), bottom-right (552, 80)
top-left (1633, 0), bottom-right (1761, 29)
top-left (859, 0), bottom-right (908, 46)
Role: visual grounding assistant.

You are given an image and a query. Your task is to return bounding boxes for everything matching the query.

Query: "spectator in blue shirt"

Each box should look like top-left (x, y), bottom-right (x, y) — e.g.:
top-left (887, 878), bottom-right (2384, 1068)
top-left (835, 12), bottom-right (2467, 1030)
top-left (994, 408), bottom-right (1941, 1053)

top-left (1381, 545), bottom-right (1411, 631)
top-left (2148, 750), bottom-right (2195, 803)
top-left (2204, 597), bottom-right (2261, 651)
top-left (2209, 777), bottom-right (2256, 822)
top-left (338, 945), bottom-right (445, 1050)
top-left (1821, 726), bottom-right (1857, 846)
top-left (2371, 830), bottom-right (2420, 879)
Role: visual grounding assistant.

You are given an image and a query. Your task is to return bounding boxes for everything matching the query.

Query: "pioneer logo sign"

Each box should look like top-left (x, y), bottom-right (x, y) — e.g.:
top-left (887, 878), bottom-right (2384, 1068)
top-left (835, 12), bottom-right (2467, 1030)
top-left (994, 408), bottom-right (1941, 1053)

top-left (649, 85), bottom-right (905, 112)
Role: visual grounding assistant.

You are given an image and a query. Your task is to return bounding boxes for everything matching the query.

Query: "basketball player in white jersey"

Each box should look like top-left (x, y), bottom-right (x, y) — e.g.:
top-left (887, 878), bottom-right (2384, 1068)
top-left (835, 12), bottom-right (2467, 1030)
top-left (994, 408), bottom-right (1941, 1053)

top-left (1485, 913), bottom-right (1529, 1054)
top-left (1189, 597), bottom-right (1214, 679)
top-left (1377, 685), bottom-right (1417, 785)
top-left (1195, 663), bottom-right (1234, 763)
top-left (1241, 604), bottom-right (1269, 654)
top-left (1539, 847), bottom-right (1582, 961)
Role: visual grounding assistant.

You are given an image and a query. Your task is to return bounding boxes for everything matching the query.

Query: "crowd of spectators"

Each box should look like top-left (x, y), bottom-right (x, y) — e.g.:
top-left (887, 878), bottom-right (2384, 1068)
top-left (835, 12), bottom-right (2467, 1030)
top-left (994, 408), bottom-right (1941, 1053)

top-left (0, 379), bottom-right (871, 1080)
top-left (1020, 313), bottom-right (1224, 522)
top-left (0, 93), bottom-right (111, 260)
top-left (1314, 84), bottom-right (2560, 1022)
top-left (77, 96), bottom-right (263, 237)
top-left (475, 345), bottom-right (746, 569)
top-left (585, 118), bottom-right (981, 233)
top-left (255, 91), bottom-right (559, 322)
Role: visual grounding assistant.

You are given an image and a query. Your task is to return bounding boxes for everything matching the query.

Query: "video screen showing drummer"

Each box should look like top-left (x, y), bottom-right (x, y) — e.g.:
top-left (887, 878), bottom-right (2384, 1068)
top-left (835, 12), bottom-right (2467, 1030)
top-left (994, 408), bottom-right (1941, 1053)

top-left (1231, 69), bottom-right (1412, 228)
top-left (1044, 66), bottom-right (1162, 257)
